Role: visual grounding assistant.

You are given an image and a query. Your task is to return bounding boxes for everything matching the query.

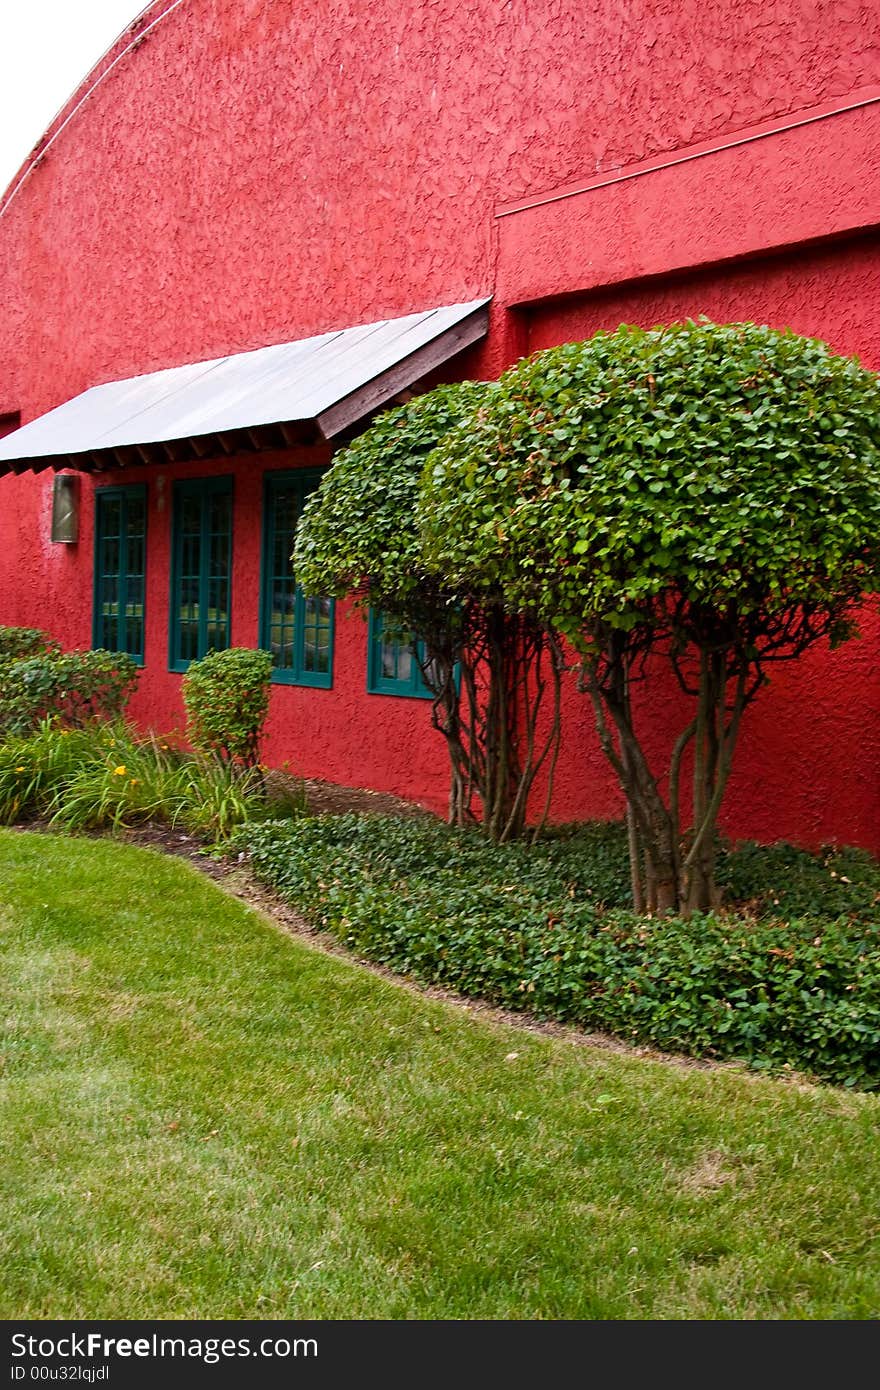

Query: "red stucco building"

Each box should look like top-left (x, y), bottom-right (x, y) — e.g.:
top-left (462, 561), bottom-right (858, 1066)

top-left (0, 0), bottom-right (878, 851)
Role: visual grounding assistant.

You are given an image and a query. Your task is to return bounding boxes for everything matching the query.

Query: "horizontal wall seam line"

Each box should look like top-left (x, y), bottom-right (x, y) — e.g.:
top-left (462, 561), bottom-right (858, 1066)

top-left (494, 92), bottom-right (880, 220)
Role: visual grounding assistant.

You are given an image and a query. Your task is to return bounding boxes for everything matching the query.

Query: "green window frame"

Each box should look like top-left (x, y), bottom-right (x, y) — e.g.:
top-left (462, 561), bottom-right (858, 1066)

top-left (259, 469), bottom-right (334, 688)
top-left (366, 609), bottom-right (435, 699)
top-left (169, 476), bottom-right (233, 672)
top-left (92, 484), bottom-right (147, 663)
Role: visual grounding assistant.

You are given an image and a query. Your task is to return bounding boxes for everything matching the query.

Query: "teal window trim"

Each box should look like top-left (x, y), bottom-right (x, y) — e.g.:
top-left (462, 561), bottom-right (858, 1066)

top-left (259, 468), bottom-right (334, 689)
top-left (168, 475), bottom-right (233, 673)
top-left (366, 608), bottom-right (437, 700)
top-left (92, 484), bottom-right (147, 665)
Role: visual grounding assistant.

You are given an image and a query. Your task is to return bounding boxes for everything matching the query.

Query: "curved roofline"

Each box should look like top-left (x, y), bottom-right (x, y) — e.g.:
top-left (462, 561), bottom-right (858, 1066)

top-left (0, 0), bottom-right (183, 218)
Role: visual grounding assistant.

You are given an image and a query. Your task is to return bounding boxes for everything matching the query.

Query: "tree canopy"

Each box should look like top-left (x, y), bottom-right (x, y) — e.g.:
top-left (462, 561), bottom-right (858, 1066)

top-left (293, 379), bottom-right (561, 839)
top-left (422, 320), bottom-right (880, 643)
top-left (420, 320), bottom-right (880, 910)
top-left (294, 381), bottom-right (495, 629)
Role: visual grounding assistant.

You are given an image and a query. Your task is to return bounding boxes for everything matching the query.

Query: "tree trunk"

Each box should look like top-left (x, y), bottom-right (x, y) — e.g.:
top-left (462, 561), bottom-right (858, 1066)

top-left (682, 658), bottom-right (748, 913)
top-left (426, 607), bottom-right (561, 843)
top-left (584, 640), bottom-right (681, 914)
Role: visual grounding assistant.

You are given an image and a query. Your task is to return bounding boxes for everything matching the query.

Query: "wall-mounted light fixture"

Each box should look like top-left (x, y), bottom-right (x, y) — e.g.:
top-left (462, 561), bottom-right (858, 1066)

top-left (51, 474), bottom-right (80, 544)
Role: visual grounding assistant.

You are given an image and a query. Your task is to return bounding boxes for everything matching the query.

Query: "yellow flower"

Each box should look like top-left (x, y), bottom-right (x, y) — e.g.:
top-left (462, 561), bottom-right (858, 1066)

top-left (113, 765), bottom-right (127, 776)
top-left (15, 766), bottom-right (25, 773)
top-left (129, 778), bottom-right (140, 786)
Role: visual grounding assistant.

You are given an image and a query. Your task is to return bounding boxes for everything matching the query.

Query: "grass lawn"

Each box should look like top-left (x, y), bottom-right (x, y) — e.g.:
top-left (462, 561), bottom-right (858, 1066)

top-left (1, 829), bottom-right (878, 1320)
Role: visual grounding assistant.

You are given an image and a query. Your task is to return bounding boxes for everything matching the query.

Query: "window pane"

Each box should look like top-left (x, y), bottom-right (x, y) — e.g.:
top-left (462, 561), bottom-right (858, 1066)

top-left (268, 488), bottom-right (297, 671)
top-left (105, 536), bottom-right (121, 571)
top-left (209, 495), bottom-right (231, 652)
top-left (379, 615), bottom-right (412, 684)
top-left (209, 494), bottom-right (228, 535)
top-left (173, 484), bottom-right (231, 665)
top-left (302, 593), bottom-right (331, 673)
top-left (181, 495), bottom-right (200, 535)
top-left (262, 473), bottom-right (331, 683)
top-left (271, 620), bottom-right (293, 670)
top-left (127, 534), bottom-right (144, 578)
top-left (95, 489), bottom-right (146, 658)
top-left (421, 651), bottom-right (441, 692)
top-left (101, 497), bottom-right (122, 538)
top-left (179, 568), bottom-right (200, 662)
top-left (127, 495), bottom-right (146, 536)
top-left (396, 645), bottom-right (413, 682)
top-left (101, 577), bottom-right (119, 651)
top-left (381, 637), bottom-right (398, 680)
top-left (368, 610), bottom-right (434, 698)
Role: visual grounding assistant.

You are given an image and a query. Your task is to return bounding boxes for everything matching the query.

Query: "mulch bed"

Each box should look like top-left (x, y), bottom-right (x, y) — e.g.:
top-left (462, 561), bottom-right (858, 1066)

top-left (295, 775), bottom-right (436, 820)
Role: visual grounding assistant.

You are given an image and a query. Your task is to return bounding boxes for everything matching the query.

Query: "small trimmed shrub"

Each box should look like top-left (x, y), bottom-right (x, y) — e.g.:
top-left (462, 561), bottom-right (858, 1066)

top-left (182, 647), bottom-right (272, 768)
top-left (234, 814), bottom-right (880, 1090)
top-left (0, 648), bottom-right (138, 735)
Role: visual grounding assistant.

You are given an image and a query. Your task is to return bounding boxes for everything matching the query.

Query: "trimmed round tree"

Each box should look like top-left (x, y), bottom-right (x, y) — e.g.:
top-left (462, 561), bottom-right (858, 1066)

top-left (423, 320), bottom-right (880, 911)
top-left (293, 383), bottom-right (563, 838)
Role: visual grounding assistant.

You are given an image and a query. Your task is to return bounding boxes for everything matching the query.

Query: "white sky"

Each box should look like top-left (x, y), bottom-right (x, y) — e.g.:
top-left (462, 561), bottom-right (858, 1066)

top-left (0, 0), bottom-right (148, 198)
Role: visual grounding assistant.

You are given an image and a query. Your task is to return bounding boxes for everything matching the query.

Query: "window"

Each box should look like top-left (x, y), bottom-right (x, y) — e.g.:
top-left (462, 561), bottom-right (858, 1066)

top-left (93, 485), bottom-right (147, 662)
top-left (367, 609), bottom-right (435, 699)
top-left (260, 470), bottom-right (333, 687)
top-left (169, 477), bottom-right (232, 671)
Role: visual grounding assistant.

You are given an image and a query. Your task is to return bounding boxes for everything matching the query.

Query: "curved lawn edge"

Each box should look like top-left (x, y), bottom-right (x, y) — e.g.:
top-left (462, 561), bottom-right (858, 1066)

top-left (3, 828), bottom-right (880, 1320)
top-left (232, 815), bottom-right (880, 1092)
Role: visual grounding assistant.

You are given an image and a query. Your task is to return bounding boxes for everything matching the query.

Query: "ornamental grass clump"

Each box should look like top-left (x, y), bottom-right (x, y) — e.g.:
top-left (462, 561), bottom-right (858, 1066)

top-left (46, 729), bottom-right (192, 832)
top-left (0, 720), bottom-right (101, 824)
top-left (0, 717), bottom-right (304, 841)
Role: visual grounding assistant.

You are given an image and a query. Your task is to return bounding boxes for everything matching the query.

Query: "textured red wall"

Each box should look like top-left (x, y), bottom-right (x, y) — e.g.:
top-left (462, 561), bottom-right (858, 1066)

top-left (0, 0), bottom-right (878, 848)
top-left (496, 92), bottom-right (880, 305)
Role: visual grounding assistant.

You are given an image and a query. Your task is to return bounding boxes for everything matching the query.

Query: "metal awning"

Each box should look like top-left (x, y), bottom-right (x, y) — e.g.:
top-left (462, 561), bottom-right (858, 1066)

top-left (0, 298), bottom-right (490, 475)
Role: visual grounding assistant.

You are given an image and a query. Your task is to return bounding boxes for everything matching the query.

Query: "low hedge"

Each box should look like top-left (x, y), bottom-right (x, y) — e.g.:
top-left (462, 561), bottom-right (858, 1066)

top-left (0, 648), bottom-right (138, 735)
top-left (0, 626), bottom-right (59, 661)
top-left (234, 814), bottom-right (880, 1090)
